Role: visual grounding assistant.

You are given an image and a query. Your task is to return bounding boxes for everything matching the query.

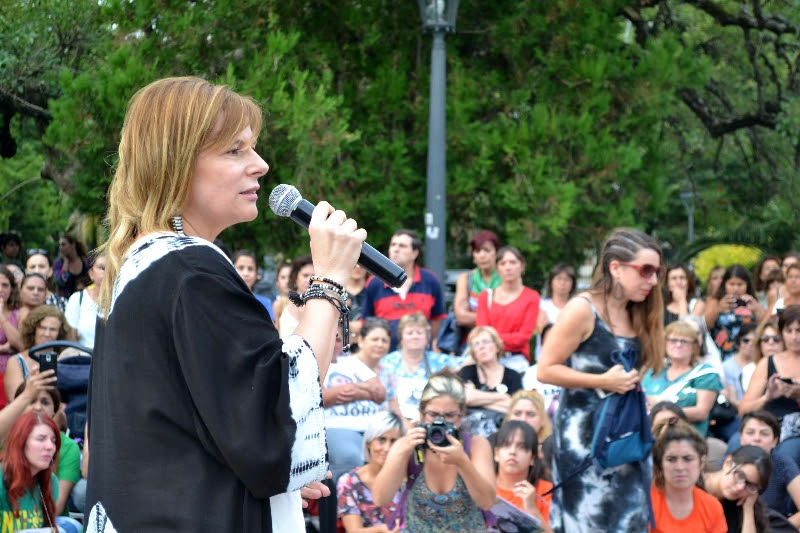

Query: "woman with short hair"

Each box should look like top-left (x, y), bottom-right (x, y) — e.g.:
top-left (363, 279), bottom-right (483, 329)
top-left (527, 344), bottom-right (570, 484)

top-left (371, 371), bottom-right (495, 531)
top-left (336, 412), bottom-right (405, 532)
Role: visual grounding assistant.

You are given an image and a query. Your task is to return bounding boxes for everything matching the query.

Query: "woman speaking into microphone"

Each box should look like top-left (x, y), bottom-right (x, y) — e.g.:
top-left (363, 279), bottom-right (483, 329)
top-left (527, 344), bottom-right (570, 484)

top-left (87, 76), bottom-right (366, 532)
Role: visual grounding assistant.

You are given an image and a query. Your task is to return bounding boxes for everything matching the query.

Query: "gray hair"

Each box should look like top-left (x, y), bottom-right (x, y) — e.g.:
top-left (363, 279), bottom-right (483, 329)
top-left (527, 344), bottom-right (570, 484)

top-left (362, 411), bottom-right (405, 462)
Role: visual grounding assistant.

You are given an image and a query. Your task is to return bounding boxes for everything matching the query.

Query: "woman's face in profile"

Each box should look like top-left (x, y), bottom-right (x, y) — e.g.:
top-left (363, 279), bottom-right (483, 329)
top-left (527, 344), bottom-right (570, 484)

top-left (183, 126), bottom-right (269, 239)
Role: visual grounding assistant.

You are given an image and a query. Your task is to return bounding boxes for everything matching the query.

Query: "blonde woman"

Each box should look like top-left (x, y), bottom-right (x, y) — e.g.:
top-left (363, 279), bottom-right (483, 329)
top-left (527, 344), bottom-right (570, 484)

top-left (372, 371), bottom-right (495, 531)
top-left (87, 77), bottom-right (366, 531)
top-left (458, 326), bottom-right (523, 437)
top-left (504, 389), bottom-right (552, 444)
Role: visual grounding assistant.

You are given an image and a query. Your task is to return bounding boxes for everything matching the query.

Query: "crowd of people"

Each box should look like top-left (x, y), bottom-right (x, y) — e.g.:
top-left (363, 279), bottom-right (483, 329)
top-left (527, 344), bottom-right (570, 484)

top-left (4, 226), bottom-right (800, 532)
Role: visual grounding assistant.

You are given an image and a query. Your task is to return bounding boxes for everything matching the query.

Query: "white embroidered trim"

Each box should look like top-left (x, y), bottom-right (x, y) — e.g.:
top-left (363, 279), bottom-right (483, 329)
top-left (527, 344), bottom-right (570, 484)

top-left (282, 334), bottom-right (329, 491)
top-left (87, 502), bottom-right (118, 533)
top-left (108, 234), bottom-right (229, 317)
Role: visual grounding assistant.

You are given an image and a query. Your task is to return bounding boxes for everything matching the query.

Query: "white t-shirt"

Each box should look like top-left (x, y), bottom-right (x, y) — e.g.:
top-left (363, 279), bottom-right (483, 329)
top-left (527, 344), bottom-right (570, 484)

top-left (64, 289), bottom-right (99, 349)
top-left (323, 356), bottom-right (380, 431)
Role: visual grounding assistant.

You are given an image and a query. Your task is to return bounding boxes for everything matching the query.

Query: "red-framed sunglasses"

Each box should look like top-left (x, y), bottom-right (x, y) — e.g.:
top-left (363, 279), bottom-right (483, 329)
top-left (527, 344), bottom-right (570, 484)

top-left (619, 262), bottom-right (665, 280)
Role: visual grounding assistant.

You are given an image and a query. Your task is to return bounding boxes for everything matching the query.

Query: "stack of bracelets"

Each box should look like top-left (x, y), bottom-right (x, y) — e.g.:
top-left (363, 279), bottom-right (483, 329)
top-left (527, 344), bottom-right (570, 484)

top-left (288, 275), bottom-right (351, 351)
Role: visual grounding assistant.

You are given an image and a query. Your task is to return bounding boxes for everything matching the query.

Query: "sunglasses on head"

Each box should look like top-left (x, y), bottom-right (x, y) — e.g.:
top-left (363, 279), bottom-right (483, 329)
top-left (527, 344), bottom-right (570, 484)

top-left (26, 248), bottom-right (48, 257)
top-left (619, 262), bottom-right (665, 280)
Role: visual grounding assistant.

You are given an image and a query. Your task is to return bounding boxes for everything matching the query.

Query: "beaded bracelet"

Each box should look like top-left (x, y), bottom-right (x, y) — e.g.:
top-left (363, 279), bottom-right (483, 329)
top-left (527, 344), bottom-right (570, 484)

top-left (309, 276), bottom-right (345, 293)
top-left (288, 288), bottom-right (352, 352)
top-left (306, 284), bottom-right (348, 308)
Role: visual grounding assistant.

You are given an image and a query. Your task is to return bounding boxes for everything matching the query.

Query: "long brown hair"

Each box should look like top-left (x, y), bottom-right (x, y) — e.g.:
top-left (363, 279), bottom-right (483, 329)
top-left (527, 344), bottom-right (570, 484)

top-left (99, 77), bottom-right (263, 314)
top-left (590, 228), bottom-right (665, 374)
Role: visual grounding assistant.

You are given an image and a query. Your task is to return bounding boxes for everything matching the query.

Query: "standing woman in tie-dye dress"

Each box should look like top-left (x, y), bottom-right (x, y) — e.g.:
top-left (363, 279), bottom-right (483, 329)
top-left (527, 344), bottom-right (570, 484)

top-left (538, 228), bottom-right (665, 532)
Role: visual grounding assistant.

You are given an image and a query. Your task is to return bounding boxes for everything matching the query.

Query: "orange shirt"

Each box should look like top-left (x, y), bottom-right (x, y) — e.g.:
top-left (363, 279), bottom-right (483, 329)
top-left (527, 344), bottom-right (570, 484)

top-left (650, 485), bottom-right (727, 533)
top-left (496, 479), bottom-right (553, 525)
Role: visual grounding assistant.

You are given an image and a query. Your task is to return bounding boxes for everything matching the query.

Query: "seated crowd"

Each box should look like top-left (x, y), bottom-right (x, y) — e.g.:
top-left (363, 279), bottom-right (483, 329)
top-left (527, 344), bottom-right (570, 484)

top-left (6, 227), bottom-right (800, 533)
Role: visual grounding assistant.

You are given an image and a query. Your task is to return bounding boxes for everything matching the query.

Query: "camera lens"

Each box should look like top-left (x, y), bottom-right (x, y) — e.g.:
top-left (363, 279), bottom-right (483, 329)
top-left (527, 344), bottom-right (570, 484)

top-left (428, 427), bottom-right (446, 445)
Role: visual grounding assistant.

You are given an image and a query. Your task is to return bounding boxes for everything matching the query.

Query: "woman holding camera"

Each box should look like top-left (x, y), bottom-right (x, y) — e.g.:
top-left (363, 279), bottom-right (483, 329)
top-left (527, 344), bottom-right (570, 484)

top-left (371, 371), bottom-right (495, 532)
top-left (704, 265), bottom-right (765, 360)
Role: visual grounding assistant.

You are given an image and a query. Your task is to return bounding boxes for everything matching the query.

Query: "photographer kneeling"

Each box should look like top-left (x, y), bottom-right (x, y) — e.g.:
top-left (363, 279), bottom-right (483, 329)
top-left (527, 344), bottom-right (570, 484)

top-left (371, 370), bottom-right (495, 532)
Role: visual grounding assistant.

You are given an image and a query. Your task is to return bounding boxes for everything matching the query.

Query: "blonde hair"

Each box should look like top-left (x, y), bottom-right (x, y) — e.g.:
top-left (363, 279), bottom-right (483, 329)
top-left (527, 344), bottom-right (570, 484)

top-left (591, 228), bottom-right (665, 375)
top-left (466, 326), bottom-right (504, 358)
top-left (665, 321), bottom-right (702, 366)
top-left (397, 312), bottom-right (431, 344)
top-left (99, 77), bottom-right (262, 313)
top-left (418, 370), bottom-right (466, 413)
top-left (504, 389), bottom-right (552, 442)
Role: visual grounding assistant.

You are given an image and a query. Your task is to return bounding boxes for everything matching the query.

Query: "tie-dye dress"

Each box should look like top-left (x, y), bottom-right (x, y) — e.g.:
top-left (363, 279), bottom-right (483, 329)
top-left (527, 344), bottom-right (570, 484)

top-left (549, 300), bottom-right (652, 533)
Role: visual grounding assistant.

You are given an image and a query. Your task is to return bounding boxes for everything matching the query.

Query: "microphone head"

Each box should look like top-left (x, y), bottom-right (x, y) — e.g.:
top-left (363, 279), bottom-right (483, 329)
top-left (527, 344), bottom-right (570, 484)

top-left (269, 184), bottom-right (302, 217)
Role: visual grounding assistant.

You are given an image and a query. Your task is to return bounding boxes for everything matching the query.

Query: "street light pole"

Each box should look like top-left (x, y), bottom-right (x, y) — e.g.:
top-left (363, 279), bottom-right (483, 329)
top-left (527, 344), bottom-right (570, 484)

top-left (680, 192), bottom-right (695, 243)
top-left (418, 0), bottom-right (459, 283)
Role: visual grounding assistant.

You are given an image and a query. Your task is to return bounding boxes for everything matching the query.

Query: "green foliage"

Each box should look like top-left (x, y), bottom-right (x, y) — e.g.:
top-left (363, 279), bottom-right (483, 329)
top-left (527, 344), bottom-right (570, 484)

top-left (2, 0), bottom-right (800, 284)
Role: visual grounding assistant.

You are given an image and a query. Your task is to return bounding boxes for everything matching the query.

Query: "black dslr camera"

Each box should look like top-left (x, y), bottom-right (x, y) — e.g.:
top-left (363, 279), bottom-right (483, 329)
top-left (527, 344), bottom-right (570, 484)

top-left (418, 419), bottom-right (460, 448)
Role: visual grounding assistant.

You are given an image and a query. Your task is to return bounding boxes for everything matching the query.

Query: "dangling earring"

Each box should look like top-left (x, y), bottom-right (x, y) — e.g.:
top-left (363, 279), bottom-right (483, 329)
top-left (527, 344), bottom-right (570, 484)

top-left (171, 216), bottom-right (185, 237)
top-left (612, 280), bottom-right (625, 300)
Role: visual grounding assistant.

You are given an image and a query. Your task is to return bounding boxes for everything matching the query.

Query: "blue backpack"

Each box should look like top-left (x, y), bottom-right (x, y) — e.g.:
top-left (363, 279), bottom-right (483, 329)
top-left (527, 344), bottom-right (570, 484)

top-left (547, 347), bottom-right (654, 525)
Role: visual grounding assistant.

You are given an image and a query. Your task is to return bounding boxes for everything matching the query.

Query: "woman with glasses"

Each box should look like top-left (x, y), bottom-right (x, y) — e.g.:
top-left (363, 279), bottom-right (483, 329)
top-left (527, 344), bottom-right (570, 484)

top-left (740, 305), bottom-right (800, 467)
top-left (538, 228), bottom-right (665, 532)
top-left (705, 265), bottom-right (766, 361)
top-left (704, 445), bottom-right (771, 533)
top-left (371, 370), bottom-right (495, 532)
top-left (25, 250), bottom-right (67, 312)
top-left (458, 326), bottom-right (523, 438)
top-left (643, 321), bottom-right (723, 437)
top-left (650, 418), bottom-right (726, 533)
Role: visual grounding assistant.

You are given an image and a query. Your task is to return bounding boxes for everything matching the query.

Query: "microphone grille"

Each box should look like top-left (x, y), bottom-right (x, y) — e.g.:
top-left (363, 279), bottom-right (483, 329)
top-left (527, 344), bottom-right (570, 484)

top-left (269, 184), bottom-right (301, 217)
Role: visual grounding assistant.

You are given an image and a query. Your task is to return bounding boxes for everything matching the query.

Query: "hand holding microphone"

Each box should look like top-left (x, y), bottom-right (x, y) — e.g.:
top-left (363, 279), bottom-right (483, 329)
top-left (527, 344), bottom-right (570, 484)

top-left (269, 184), bottom-right (407, 288)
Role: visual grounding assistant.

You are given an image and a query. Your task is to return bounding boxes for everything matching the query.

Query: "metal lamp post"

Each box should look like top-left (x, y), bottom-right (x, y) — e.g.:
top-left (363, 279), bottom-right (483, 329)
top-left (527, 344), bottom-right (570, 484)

top-left (680, 192), bottom-right (695, 243)
top-left (418, 0), bottom-right (459, 282)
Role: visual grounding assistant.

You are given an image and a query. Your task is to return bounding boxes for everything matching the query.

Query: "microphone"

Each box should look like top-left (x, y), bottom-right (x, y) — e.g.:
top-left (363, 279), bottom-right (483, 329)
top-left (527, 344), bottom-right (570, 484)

top-left (269, 184), bottom-right (408, 288)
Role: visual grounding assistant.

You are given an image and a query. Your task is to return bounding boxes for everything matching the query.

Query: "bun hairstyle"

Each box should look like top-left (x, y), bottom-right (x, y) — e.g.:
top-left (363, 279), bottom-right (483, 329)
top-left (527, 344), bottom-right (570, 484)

top-left (651, 418), bottom-right (707, 489)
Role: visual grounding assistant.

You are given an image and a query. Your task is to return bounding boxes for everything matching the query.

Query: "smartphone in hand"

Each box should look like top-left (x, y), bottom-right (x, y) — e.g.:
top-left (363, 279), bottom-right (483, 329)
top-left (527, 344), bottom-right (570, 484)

top-left (39, 351), bottom-right (58, 375)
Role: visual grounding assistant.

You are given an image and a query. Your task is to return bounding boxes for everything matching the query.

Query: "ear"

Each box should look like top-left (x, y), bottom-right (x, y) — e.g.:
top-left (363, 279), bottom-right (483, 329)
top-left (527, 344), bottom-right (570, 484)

top-left (493, 447), bottom-right (500, 464)
top-left (700, 454), bottom-right (707, 471)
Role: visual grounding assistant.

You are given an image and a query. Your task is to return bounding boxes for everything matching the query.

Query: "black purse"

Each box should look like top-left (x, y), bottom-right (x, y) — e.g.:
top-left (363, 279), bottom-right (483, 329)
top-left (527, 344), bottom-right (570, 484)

top-left (710, 393), bottom-right (737, 424)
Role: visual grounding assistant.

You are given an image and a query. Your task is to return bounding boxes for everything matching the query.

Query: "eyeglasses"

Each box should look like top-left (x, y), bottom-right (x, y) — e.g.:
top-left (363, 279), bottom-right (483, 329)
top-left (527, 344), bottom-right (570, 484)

top-left (739, 338), bottom-right (754, 345)
top-left (666, 338), bottom-right (697, 346)
top-left (728, 464), bottom-right (760, 495)
top-left (619, 262), bottom-right (665, 280)
top-left (761, 335), bottom-right (782, 344)
top-left (423, 410), bottom-right (462, 422)
top-left (26, 248), bottom-right (48, 257)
